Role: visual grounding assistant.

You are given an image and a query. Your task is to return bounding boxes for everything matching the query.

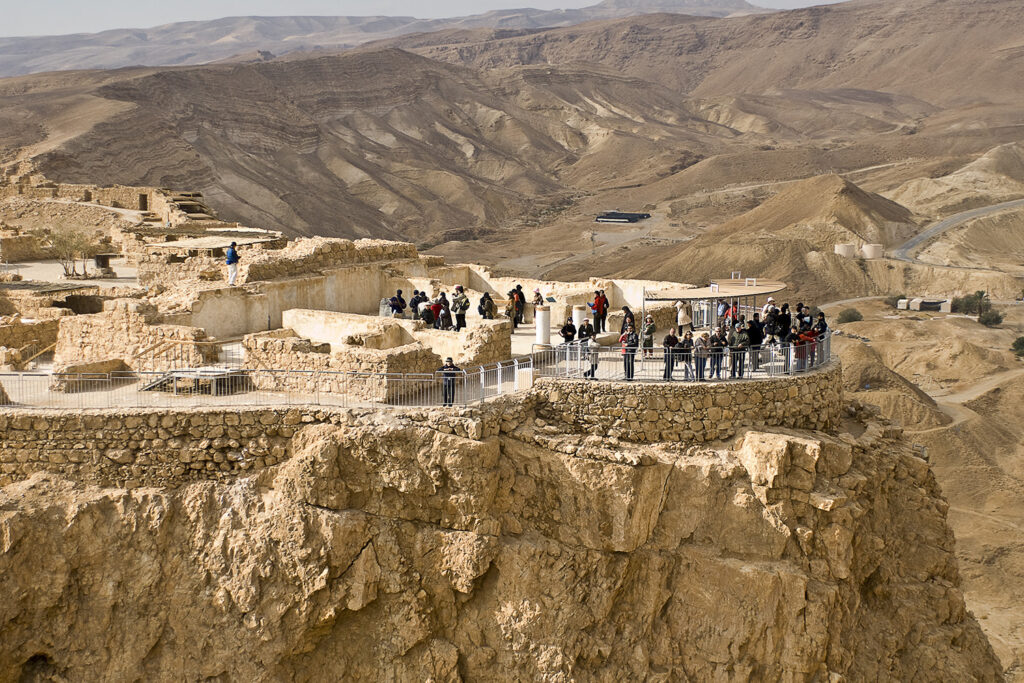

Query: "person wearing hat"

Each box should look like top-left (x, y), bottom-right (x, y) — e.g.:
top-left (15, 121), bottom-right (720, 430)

top-left (225, 241), bottom-right (240, 285)
top-left (438, 357), bottom-right (461, 406)
top-left (452, 285), bottom-right (470, 331)
top-left (761, 297), bottom-right (777, 320)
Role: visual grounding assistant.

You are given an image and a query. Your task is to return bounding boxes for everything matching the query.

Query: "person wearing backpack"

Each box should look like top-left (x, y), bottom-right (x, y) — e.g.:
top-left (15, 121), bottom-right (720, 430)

top-left (619, 324), bottom-right (639, 380)
top-left (452, 286), bottom-right (470, 331)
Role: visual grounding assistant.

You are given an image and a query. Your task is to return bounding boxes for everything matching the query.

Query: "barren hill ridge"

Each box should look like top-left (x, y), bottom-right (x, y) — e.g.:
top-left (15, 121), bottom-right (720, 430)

top-left (0, 0), bottom-right (764, 78)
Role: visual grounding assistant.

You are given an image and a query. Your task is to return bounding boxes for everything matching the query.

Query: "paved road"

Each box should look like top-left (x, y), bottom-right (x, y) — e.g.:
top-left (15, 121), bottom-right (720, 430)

top-left (892, 197), bottom-right (1024, 263)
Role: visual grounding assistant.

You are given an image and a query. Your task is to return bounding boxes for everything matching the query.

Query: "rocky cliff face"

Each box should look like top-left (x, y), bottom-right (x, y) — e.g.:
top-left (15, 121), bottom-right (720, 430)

top-left (0, 398), bottom-right (1002, 681)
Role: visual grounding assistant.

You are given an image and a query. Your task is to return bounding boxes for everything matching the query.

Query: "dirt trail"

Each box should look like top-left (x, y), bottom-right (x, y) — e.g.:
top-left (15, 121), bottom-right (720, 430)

top-left (892, 197), bottom-right (1024, 263)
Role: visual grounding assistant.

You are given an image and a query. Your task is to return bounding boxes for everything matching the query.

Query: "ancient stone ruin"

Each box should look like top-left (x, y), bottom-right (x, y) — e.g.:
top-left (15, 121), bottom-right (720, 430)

top-left (0, 169), bottom-right (1004, 680)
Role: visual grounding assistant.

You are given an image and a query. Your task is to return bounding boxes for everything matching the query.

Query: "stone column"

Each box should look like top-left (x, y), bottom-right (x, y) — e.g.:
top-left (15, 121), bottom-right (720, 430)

top-left (535, 305), bottom-right (551, 346)
top-left (572, 304), bottom-right (587, 330)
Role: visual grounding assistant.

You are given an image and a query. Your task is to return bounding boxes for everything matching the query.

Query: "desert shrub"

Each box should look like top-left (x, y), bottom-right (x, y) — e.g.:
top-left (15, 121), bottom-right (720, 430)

top-left (1012, 337), bottom-right (1024, 357)
top-left (952, 290), bottom-right (992, 315)
top-left (883, 294), bottom-right (905, 308)
top-left (979, 310), bottom-right (1004, 327)
top-left (837, 308), bottom-right (863, 324)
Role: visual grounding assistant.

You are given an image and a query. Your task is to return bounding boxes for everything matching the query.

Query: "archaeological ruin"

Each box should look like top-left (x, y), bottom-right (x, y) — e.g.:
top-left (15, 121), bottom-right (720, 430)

top-left (0, 165), bottom-right (1004, 681)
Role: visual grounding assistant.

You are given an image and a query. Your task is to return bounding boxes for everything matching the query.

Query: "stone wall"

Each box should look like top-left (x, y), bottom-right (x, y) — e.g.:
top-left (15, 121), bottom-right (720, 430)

top-left (0, 405), bottom-right (484, 488)
top-left (0, 318), bottom-right (60, 366)
top-left (54, 304), bottom-right (215, 372)
top-left (0, 233), bottom-right (48, 261)
top-left (241, 238), bottom-right (418, 283)
top-left (242, 330), bottom-right (441, 402)
top-left (531, 361), bottom-right (843, 443)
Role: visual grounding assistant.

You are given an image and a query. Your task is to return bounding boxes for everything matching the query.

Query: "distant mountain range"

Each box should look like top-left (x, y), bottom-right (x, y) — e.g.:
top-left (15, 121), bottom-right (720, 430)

top-left (0, 0), bottom-right (766, 77)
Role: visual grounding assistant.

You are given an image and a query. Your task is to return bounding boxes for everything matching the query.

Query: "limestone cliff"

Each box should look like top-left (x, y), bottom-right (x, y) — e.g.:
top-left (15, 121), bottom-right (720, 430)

top-left (0, 397), bottom-right (1002, 680)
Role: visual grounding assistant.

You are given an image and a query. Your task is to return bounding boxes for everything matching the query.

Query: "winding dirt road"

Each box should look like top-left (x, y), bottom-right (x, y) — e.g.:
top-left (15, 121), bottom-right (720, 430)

top-left (892, 197), bottom-right (1024, 264)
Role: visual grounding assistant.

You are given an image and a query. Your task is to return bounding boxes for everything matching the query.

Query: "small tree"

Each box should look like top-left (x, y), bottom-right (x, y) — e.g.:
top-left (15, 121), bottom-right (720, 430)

top-left (952, 290), bottom-right (992, 316)
top-left (837, 308), bottom-right (863, 324)
top-left (979, 310), bottom-right (1003, 327)
top-left (47, 224), bottom-right (94, 277)
top-left (1012, 337), bottom-right (1024, 357)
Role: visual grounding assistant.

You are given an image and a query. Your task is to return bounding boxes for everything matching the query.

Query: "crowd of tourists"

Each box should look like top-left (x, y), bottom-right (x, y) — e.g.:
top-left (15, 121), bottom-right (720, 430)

top-left (559, 295), bottom-right (829, 382)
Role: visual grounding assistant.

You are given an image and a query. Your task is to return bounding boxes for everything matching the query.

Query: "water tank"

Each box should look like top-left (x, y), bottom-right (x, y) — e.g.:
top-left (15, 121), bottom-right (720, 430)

top-left (834, 243), bottom-right (857, 258)
top-left (862, 243), bottom-right (884, 259)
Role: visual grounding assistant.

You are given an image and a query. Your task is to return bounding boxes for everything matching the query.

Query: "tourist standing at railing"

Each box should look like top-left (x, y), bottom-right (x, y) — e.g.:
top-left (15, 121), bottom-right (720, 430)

top-left (620, 305), bottom-right (635, 334)
top-left (800, 322), bottom-right (817, 369)
top-left (560, 318), bottom-right (577, 344)
top-left (784, 325), bottom-right (802, 373)
top-left (763, 305), bottom-right (780, 345)
top-left (620, 324), bottom-right (639, 380)
top-left (642, 316), bottom-right (656, 359)
top-left (814, 311), bottom-right (828, 337)
top-left (584, 338), bottom-right (599, 379)
top-left (709, 326), bottom-right (727, 380)
top-left (728, 322), bottom-right (750, 379)
top-left (577, 319), bottom-right (595, 343)
top-left (777, 304), bottom-right (792, 341)
top-left (677, 330), bottom-right (695, 380)
top-left (694, 332), bottom-right (709, 381)
top-left (225, 241), bottom-right (240, 286)
top-left (747, 316), bottom-right (764, 372)
top-left (662, 327), bottom-right (678, 380)
top-left (452, 286), bottom-right (470, 331)
top-left (438, 357), bottom-right (461, 406)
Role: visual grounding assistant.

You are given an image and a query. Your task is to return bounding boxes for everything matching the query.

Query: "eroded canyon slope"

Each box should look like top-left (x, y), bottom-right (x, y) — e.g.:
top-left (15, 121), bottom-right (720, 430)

top-left (0, 387), bottom-right (1004, 680)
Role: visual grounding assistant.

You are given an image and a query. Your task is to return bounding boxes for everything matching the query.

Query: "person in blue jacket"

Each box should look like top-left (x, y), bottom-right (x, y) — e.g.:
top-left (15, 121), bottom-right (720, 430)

top-left (225, 241), bottom-right (240, 285)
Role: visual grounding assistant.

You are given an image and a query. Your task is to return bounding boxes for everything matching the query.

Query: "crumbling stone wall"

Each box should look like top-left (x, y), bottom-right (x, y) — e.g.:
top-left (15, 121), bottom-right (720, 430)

top-left (532, 362), bottom-right (843, 443)
top-left (242, 330), bottom-right (441, 402)
top-left (0, 318), bottom-right (60, 366)
top-left (54, 304), bottom-right (214, 372)
top-left (240, 238), bottom-right (418, 283)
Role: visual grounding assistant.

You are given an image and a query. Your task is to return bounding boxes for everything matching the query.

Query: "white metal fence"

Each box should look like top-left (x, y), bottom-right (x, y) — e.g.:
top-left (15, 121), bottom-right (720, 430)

top-left (0, 358), bottom-right (533, 411)
top-left (534, 333), bottom-right (832, 382)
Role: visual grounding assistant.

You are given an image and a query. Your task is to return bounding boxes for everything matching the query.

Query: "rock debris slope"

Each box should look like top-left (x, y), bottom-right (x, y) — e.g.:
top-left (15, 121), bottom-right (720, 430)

top-left (0, 388), bottom-right (1003, 680)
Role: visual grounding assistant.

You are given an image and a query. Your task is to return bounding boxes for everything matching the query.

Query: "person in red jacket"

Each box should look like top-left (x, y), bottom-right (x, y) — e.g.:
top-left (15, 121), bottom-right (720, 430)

top-left (589, 290), bottom-right (608, 333)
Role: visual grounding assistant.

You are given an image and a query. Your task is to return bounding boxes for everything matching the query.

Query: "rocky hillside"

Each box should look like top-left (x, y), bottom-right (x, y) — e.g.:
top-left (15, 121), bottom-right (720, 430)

top-left (0, 384), bottom-right (1004, 680)
top-left (0, 0), bottom-right (765, 78)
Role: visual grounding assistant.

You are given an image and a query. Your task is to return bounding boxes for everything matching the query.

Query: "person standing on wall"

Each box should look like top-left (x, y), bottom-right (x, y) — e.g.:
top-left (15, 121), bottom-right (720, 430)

top-left (590, 290), bottom-right (607, 333)
top-left (662, 327), bottom-right (679, 380)
top-left (225, 241), bottom-right (240, 286)
top-left (452, 286), bottom-right (470, 331)
top-left (619, 323), bottom-right (639, 381)
top-left (438, 357), bottom-right (461, 406)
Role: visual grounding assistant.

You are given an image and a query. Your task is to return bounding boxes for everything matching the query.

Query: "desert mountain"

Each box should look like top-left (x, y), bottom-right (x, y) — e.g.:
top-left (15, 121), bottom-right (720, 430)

top-left (633, 175), bottom-right (919, 298)
top-left (887, 142), bottom-right (1024, 215)
top-left (0, 0), bottom-right (764, 78)
top-left (389, 0), bottom-right (1024, 104)
top-left (2, 49), bottom-right (739, 240)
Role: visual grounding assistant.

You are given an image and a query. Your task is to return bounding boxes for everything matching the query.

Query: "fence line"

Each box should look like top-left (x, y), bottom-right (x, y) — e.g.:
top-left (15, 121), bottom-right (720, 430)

top-left (0, 358), bottom-right (534, 411)
top-left (533, 332), bottom-right (833, 382)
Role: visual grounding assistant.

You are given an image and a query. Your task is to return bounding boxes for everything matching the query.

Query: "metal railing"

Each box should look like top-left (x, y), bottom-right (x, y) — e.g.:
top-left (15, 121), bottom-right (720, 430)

top-left (0, 358), bottom-right (534, 411)
top-left (534, 333), bottom-right (832, 382)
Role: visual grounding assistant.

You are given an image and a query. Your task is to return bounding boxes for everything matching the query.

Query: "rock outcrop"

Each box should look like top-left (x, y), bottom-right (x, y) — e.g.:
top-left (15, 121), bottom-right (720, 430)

top-left (0, 390), bottom-right (1002, 680)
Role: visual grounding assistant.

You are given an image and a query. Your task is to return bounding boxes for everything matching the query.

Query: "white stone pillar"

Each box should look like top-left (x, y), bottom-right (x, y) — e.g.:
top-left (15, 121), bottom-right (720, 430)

top-left (535, 305), bottom-right (551, 346)
top-left (572, 304), bottom-right (587, 330)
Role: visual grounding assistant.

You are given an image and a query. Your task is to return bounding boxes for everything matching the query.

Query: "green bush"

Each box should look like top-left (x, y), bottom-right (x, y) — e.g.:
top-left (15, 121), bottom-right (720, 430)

top-left (1013, 337), bottom-right (1024, 357)
top-left (952, 290), bottom-right (992, 315)
top-left (883, 294), bottom-right (905, 308)
top-left (837, 308), bottom-right (864, 324)
top-left (979, 310), bottom-right (1004, 327)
